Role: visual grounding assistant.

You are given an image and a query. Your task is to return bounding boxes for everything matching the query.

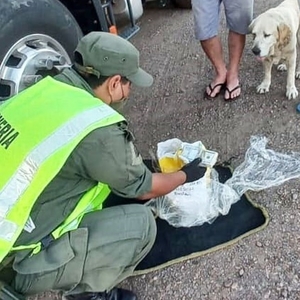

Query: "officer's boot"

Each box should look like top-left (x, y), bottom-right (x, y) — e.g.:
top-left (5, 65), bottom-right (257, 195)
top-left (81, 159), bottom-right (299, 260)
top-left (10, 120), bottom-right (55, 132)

top-left (63, 288), bottom-right (138, 300)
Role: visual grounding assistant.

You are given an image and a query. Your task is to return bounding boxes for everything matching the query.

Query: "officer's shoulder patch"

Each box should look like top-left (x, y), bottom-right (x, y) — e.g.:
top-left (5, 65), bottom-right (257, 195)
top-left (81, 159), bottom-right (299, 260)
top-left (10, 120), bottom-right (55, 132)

top-left (122, 127), bottom-right (142, 165)
top-left (129, 141), bottom-right (143, 166)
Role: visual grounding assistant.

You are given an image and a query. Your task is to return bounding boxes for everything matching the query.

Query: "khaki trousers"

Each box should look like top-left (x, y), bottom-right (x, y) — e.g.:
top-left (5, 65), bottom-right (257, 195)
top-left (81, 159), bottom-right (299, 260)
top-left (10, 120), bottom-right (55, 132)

top-left (13, 204), bottom-right (156, 295)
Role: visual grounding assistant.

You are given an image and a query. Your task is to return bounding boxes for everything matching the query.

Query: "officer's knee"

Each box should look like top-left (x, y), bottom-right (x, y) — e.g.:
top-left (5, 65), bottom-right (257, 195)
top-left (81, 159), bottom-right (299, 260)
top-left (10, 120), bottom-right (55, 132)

top-left (143, 205), bottom-right (157, 247)
top-left (129, 204), bottom-right (157, 254)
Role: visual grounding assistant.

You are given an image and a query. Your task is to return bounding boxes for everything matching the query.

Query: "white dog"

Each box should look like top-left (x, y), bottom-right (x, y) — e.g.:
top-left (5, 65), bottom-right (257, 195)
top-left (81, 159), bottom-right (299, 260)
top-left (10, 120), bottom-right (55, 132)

top-left (248, 0), bottom-right (300, 99)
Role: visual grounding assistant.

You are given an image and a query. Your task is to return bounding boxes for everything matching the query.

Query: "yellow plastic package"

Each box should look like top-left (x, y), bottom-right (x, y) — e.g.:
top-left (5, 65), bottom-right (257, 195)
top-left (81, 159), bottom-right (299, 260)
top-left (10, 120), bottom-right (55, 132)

top-left (159, 149), bottom-right (185, 173)
top-left (157, 138), bottom-right (218, 174)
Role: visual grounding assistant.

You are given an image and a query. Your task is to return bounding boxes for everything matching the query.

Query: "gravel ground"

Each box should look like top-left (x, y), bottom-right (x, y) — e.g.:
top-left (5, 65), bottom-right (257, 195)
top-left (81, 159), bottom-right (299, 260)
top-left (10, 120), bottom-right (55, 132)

top-left (30, 1), bottom-right (300, 299)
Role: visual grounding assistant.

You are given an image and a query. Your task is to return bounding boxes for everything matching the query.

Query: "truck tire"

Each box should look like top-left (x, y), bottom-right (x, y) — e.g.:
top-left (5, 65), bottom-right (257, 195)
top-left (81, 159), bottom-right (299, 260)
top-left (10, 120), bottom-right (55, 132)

top-left (172, 0), bottom-right (192, 9)
top-left (0, 0), bottom-right (83, 101)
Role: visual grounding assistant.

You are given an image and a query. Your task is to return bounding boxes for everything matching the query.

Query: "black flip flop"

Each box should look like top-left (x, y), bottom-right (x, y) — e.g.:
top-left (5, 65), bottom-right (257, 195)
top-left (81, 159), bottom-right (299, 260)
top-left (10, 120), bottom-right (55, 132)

top-left (204, 82), bottom-right (226, 100)
top-left (224, 85), bottom-right (241, 102)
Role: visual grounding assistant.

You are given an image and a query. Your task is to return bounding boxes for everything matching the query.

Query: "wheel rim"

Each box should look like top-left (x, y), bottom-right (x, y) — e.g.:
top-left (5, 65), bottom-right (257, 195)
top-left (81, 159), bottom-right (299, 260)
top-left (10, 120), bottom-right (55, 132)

top-left (0, 34), bottom-right (71, 102)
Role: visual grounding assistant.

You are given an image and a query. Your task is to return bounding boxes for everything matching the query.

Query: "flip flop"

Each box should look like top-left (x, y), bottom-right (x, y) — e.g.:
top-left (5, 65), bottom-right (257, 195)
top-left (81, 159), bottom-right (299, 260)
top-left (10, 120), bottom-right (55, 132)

top-left (224, 85), bottom-right (241, 102)
top-left (204, 82), bottom-right (226, 100)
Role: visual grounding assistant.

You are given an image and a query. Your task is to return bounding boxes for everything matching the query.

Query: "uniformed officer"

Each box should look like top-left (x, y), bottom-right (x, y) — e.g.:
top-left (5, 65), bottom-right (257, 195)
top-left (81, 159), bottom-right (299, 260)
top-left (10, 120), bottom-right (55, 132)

top-left (0, 32), bottom-right (206, 300)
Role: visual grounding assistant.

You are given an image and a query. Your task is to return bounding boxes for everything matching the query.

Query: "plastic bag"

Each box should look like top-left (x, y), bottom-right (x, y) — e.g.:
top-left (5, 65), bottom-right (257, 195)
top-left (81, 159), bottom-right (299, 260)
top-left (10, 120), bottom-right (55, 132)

top-left (146, 136), bottom-right (300, 228)
top-left (226, 136), bottom-right (300, 195)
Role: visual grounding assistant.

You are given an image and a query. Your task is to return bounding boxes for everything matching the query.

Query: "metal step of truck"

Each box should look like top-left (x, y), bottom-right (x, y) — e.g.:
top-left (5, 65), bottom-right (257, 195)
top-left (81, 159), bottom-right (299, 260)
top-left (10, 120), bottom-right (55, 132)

top-left (119, 24), bottom-right (140, 40)
top-left (0, 280), bottom-right (25, 300)
top-left (92, 0), bottom-right (140, 40)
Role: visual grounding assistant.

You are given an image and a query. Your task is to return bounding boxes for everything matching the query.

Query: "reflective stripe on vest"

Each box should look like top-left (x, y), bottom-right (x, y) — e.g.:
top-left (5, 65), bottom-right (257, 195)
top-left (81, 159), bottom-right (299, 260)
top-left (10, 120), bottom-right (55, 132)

top-left (0, 76), bottom-right (125, 262)
top-left (12, 183), bottom-right (111, 255)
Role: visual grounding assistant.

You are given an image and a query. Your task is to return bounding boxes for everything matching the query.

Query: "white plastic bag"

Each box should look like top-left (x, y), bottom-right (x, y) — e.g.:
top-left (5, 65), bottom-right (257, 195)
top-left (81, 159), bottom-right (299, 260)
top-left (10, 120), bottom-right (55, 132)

top-left (146, 136), bottom-right (300, 228)
top-left (147, 170), bottom-right (239, 227)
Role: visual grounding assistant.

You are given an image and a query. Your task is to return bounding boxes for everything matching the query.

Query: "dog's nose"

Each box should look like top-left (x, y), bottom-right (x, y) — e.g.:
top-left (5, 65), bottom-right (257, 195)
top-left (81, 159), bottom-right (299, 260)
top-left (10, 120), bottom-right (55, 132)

top-left (252, 46), bottom-right (261, 56)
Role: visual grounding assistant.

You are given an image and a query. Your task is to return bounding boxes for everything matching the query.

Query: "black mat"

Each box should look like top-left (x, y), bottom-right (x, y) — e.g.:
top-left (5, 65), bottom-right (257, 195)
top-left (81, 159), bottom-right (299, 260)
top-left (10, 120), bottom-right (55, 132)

top-left (103, 162), bottom-right (269, 273)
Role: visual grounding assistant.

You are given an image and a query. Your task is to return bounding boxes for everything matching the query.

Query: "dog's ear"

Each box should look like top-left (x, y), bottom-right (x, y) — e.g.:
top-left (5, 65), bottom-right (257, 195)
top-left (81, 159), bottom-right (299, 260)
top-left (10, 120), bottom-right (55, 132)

top-left (248, 19), bottom-right (255, 34)
top-left (277, 23), bottom-right (291, 49)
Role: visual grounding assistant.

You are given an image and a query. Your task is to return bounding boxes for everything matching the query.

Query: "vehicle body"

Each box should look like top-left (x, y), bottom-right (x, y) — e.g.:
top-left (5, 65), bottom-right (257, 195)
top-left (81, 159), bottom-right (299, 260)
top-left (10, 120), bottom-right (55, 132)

top-left (0, 0), bottom-right (191, 102)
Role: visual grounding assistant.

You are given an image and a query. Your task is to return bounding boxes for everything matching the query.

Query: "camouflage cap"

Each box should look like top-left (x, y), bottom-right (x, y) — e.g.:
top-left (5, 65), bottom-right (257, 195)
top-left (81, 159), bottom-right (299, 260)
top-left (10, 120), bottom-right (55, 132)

top-left (74, 31), bottom-right (153, 87)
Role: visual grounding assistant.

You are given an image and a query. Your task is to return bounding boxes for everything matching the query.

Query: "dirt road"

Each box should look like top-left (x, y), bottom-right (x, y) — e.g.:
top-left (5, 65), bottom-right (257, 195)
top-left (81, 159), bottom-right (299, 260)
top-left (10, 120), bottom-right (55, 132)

top-left (31, 1), bottom-right (300, 299)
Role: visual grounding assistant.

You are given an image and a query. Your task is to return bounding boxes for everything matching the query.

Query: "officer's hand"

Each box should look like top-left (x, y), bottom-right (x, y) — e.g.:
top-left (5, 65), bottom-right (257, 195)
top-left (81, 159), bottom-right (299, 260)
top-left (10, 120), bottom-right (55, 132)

top-left (180, 157), bottom-right (207, 183)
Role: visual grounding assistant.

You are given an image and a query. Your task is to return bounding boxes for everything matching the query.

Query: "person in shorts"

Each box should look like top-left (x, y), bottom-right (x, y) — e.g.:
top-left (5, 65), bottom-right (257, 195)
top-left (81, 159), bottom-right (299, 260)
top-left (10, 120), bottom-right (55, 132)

top-left (192, 0), bottom-right (253, 101)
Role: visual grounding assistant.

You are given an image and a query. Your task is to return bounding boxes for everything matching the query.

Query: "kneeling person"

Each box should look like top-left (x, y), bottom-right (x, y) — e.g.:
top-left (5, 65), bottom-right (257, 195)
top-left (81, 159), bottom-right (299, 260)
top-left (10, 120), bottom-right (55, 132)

top-left (0, 32), bottom-right (206, 300)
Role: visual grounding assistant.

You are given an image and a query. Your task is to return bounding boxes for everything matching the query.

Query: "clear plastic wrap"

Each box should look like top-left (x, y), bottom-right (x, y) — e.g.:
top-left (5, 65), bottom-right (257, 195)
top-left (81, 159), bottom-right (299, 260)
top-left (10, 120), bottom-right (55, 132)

top-left (146, 136), bottom-right (300, 228)
top-left (226, 136), bottom-right (300, 195)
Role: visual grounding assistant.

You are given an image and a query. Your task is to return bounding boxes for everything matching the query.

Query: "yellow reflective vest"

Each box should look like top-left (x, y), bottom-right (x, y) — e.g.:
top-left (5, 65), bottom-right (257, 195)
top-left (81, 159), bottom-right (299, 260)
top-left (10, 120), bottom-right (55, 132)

top-left (0, 76), bottom-right (125, 263)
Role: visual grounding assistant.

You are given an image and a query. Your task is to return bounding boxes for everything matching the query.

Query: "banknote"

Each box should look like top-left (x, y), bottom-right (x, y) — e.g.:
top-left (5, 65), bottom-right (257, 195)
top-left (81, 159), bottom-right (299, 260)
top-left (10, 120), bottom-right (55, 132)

top-left (200, 150), bottom-right (218, 168)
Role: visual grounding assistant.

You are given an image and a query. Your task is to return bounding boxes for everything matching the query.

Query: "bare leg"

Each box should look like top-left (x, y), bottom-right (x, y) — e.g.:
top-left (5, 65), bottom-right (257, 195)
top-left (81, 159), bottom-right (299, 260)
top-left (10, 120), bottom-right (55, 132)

top-left (225, 30), bottom-right (245, 100)
top-left (201, 36), bottom-right (227, 97)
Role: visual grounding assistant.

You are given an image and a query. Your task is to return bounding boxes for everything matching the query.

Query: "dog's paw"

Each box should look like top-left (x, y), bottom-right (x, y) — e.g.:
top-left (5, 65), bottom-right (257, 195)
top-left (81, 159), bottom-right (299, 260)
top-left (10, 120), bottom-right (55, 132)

top-left (295, 71), bottom-right (300, 79)
top-left (277, 63), bottom-right (287, 71)
top-left (256, 82), bottom-right (270, 94)
top-left (286, 86), bottom-right (298, 100)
